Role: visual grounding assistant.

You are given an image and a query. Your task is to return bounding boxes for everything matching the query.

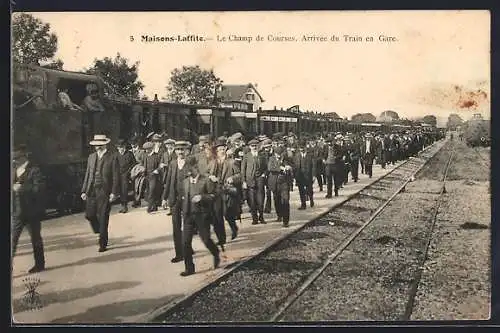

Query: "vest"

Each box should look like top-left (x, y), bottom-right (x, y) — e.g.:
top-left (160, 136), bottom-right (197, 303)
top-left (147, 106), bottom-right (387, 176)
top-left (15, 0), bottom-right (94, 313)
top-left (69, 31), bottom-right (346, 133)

top-left (93, 155), bottom-right (105, 188)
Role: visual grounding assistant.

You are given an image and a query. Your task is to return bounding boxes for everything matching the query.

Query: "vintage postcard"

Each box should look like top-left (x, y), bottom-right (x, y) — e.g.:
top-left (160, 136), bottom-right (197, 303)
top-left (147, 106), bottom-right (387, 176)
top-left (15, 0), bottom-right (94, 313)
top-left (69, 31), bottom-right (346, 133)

top-left (11, 10), bottom-right (490, 324)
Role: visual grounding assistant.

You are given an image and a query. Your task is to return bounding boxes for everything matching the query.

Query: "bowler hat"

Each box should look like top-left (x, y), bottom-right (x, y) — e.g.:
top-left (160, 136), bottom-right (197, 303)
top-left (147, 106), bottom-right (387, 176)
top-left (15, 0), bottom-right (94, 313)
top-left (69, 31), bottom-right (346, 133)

top-left (116, 139), bottom-right (127, 147)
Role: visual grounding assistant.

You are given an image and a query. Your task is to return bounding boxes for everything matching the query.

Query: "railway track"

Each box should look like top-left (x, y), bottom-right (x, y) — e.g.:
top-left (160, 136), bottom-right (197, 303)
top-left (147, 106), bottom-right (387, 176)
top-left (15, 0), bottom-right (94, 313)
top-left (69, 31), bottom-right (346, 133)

top-left (148, 139), bottom-right (448, 323)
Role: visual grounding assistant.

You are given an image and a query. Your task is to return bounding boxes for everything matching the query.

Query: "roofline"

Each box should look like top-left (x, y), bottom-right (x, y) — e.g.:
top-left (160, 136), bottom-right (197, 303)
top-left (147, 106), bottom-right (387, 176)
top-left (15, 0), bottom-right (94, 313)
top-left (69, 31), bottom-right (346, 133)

top-left (221, 83), bottom-right (265, 102)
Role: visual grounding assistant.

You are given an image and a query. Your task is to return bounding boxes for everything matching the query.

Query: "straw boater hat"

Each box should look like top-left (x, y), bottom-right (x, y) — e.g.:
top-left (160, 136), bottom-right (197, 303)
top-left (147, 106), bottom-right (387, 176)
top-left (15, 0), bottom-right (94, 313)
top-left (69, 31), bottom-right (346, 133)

top-left (146, 132), bottom-right (155, 141)
top-left (175, 140), bottom-right (191, 150)
top-left (90, 134), bottom-right (111, 146)
top-left (164, 138), bottom-right (176, 145)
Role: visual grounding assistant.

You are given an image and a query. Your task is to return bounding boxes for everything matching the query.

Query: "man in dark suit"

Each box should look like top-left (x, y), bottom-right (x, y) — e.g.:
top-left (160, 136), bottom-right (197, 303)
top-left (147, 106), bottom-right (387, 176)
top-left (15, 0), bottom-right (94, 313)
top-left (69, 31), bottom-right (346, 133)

top-left (241, 139), bottom-right (268, 224)
top-left (142, 141), bottom-right (162, 213)
top-left (260, 139), bottom-right (273, 214)
top-left (360, 133), bottom-right (376, 178)
top-left (180, 158), bottom-right (220, 276)
top-left (116, 139), bottom-right (136, 213)
top-left (81, 135), bottom-right (120, 252)
top-left (348, 136), bottom-right (361, 182)
top-left (208, 137), bottom-right (242, 243)
top-left (163, 141), bottom-right (191, 263)
top-left (159, 138), bottom-right (177, 214)
top-left (267, 146), bottom-right (293, 227)
top-left (308, 139), bottom-right (324, 192)
top-left (12, 145), bottom-right (46, 273)
top-left (294, 140), bottom-right (316, 209)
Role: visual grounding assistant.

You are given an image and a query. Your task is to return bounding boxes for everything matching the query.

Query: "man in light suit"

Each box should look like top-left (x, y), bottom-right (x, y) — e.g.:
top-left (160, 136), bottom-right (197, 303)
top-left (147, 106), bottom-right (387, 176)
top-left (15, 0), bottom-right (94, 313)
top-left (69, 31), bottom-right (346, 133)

top-left (180, 158), bottom-right (220, 276)
top-left (81, 135), bottom-right (120, 252)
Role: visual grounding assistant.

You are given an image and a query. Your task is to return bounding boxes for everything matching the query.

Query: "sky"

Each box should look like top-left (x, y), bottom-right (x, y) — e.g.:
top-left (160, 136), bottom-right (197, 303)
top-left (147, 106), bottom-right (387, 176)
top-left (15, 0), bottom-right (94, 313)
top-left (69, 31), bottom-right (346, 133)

top-left (19, 11), bottom-right (490, 121)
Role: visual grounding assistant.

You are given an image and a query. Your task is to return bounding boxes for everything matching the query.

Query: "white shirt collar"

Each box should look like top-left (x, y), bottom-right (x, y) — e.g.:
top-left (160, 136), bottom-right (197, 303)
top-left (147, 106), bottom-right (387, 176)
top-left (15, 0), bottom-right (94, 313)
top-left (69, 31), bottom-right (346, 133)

top-left (190, 174), bottom-right (200, 183)
top-left (16, 161), bottom-right (29, 178)
top-left (177, 158), bottom-right (185, 168)
top-left (97, 149), bottom-right (107, 158)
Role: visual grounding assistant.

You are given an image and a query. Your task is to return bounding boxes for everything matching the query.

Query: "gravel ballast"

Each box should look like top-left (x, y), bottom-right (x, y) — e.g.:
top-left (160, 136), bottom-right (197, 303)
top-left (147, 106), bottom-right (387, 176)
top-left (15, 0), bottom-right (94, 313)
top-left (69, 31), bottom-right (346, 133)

top-left (156, 143), bottom-right (446, 323)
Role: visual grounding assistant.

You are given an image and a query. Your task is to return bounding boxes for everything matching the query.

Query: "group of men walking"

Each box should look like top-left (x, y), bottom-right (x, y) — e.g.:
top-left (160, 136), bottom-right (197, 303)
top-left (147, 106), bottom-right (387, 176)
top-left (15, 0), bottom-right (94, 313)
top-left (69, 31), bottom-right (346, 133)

top-left (12, 128), bottom-right (440, 277)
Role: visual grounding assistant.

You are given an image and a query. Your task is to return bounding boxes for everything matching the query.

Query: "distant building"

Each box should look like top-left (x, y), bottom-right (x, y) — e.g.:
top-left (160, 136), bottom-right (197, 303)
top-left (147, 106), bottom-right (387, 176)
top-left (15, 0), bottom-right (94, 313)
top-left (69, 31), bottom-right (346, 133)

top-left (219, 83), bottom-right (264, 111)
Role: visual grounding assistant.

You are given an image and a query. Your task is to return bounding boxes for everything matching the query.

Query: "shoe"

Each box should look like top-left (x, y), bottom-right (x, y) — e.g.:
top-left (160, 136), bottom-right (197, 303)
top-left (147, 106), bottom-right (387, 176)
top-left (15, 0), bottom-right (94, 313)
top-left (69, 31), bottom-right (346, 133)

top-left (276, 217), bottom-right (283, 222)
top-left (325, 194), bottom-right (332, 199)
top-left (171, 256), bottom-right (183, 263)
top-left (310, 200), bottom-right (314, 208)
top-left (28, 265), bottom-right (45, 274)
top-left (319, 188), bottom-right (323, 192)
top-left (98, 247), bottom-right (107, 253)
top-left (180, 270), bottom-right (195, 277)
top-left (334, 191), bottom-right (339, 197)
top-left (283, 222), bottom-right (290, 228)
top-left (252, 221), bottom-right (259, 225)
top-left (213, 255), bottom-right (221, 269)
top-left (298, 205), bottom-right (306, 210)
top-left (260, 219), bottom-right (267, 224)
top-left (231, 228), bottom-right (238, 240)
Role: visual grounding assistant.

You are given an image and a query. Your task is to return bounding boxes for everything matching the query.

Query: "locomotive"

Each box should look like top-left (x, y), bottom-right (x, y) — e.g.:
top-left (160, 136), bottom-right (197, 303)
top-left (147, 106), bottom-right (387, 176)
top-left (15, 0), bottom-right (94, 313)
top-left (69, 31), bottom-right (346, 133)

top-left (462, 113), bottom-right (491, 147)
top-left (12, 65), bottom-right (436, 215)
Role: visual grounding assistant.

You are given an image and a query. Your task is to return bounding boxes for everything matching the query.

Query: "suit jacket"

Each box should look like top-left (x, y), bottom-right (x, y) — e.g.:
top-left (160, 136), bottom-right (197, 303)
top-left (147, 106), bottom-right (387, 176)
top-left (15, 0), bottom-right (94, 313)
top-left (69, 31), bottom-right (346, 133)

top-left (208, 158), bottom-right (242, 187)
top-left (196, 152), bottom-right (215, 177)
top-left (160, 149), bottom-right (177, 184)
top-left (164, 158), bottom-right (190, 206)
top-left (13, 162), bottom-right (46, 220)
top-left (267, 155), bottom-right (293, 191)
top-left (81, 151), bottom-right (120, 196)
top-left (360, 139), bottom-right (377, 159)
top-left (181, 175), bottom-right (215, 218)
top-left (116, 150), bottom-right (136, 177)
top-left (142, 152), bottom-right (161, 176)
top-left (293, 152), bottom-right (316, 182)
top-left (241, 152), bottom-right (268, 187)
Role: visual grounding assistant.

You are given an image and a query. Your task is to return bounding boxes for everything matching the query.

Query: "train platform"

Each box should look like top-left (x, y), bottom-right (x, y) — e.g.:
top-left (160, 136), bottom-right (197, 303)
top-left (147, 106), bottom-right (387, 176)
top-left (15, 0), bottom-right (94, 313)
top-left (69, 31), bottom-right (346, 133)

top-left (12, 161), bottom-right (405, 324)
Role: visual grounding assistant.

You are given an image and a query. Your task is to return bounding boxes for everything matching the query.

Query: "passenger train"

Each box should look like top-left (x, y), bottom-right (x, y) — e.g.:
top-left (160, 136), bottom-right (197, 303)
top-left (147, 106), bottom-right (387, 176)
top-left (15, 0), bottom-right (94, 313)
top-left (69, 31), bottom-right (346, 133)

top-left (12, 65), bottom-right (437, 215)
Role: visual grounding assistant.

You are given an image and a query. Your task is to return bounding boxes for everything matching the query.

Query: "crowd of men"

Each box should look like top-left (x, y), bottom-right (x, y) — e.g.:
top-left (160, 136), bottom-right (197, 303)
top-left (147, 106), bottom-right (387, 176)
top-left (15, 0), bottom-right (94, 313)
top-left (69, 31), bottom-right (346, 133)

top-left (12, 128), bottom-right (441, 277)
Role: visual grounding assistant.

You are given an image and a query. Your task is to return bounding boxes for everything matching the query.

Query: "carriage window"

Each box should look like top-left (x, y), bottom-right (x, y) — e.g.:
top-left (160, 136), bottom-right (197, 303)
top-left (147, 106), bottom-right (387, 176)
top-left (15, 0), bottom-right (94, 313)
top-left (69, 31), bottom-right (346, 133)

top-left (56, 79), bottom-right (99, 106)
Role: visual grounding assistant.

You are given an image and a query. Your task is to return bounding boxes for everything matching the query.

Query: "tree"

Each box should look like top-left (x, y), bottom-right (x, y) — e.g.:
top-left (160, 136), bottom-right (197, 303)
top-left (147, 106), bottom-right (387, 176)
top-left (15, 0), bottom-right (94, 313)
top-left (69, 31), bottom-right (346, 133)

top-left (379, 110), bottom-right (400, 122)
top-left (86, 53), bottom-right (145, 99)
top-left (422, 115), bottom-right (437, 127)
top-left (446, 113), bottom-right (464, 129)
top-left (166, 65), bottom-right (223, 105)
top-left (12, 13), bottom-right (64, 67)
top-left (351, 113), bottom-right (376, 123)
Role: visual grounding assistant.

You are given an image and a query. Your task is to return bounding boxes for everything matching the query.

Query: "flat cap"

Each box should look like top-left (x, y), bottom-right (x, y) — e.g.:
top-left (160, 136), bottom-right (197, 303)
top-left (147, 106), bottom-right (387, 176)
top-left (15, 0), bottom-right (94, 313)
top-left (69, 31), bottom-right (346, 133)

top-left (142, 142), bottom-right (154, 150)
top-left (231, 132), bottom-right (243, 141)
top-left (214, 137), bottom-right (228, 148)
top-left (198, 135), bottom-right (209, 142)
top-left (273, 146), bottom-right (285, 155)
top-left (248, 139), bottom-right (259, 146)
top-left (261, 138), bottom-right (273, 147)
top-left (152, 133), bottom-right (163, 142)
